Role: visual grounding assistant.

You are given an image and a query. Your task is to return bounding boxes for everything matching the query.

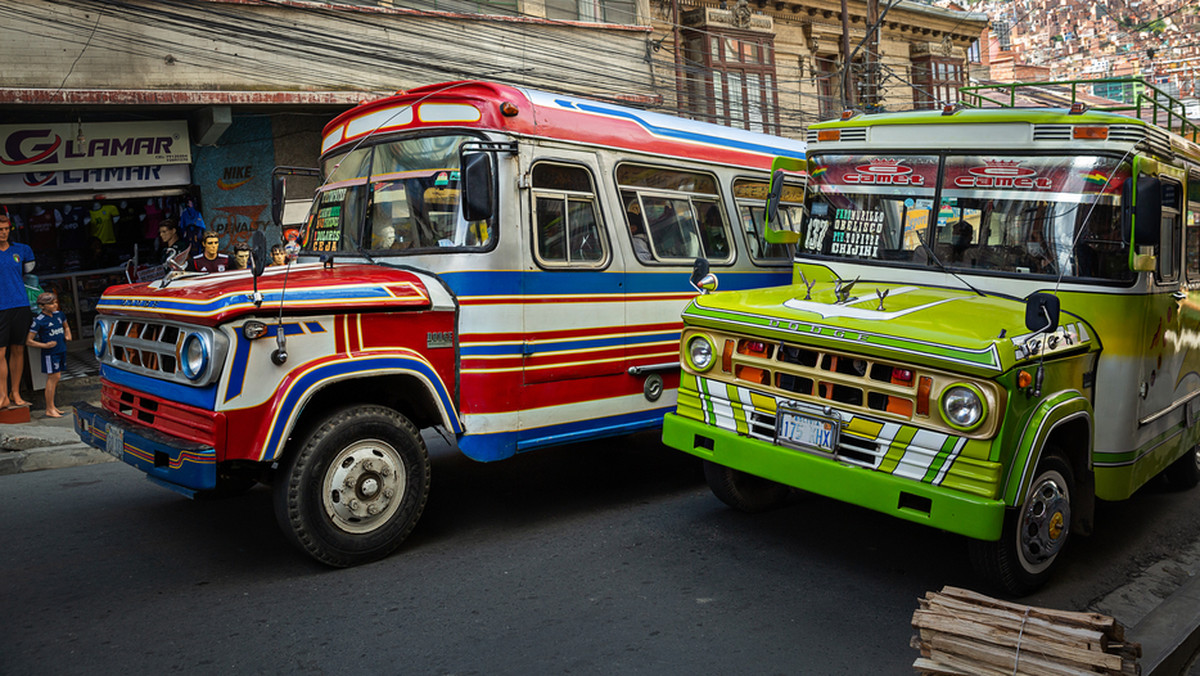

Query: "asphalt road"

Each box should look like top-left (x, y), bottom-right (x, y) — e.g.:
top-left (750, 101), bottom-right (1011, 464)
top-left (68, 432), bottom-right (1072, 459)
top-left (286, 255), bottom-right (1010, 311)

top-left (3, 431), bottom-right (1200, 675)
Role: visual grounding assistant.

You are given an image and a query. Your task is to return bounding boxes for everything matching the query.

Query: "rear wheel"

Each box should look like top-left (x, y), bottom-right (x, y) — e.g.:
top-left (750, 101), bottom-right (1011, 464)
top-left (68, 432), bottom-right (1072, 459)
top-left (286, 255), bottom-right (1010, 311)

top-left (703, 461), bottom-right (791, 513)
top-left (273, 405), bottom-right (431, 567)
top-left (1164, 444), bottom-right (1200, 490)
top-left (969, 452), bottom-right (1073, 596)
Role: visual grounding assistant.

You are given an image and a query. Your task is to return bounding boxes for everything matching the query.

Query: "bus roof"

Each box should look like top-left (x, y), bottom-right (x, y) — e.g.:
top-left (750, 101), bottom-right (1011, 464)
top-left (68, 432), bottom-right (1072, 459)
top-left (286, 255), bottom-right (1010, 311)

top-left (320, 80), bottom-right (806, 171)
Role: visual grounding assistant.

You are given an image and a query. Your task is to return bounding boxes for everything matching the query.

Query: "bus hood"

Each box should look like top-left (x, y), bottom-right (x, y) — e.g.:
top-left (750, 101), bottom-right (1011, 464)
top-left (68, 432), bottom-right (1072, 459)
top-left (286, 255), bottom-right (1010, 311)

top-left (95, 263), bottom-right (449, 326)
top-left (684, 280), bottom-right (1097, 376)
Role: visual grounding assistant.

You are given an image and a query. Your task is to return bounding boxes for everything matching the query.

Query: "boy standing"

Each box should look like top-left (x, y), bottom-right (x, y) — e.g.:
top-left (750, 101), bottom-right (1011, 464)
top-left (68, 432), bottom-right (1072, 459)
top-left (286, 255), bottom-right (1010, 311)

top-left (26, 292), bottom-right (71, 418)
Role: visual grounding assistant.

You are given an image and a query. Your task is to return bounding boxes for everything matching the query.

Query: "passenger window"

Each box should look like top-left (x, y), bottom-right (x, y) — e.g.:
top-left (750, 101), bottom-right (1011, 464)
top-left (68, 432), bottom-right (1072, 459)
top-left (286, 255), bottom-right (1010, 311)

top-left (1160, 180), bottom-right (1182, 283)
top-left (616, 163), bottom-right (732, 264)
top-left (532, 163), bottom-right (607, 267)
top-left (734, 179), bottom-right (799, 262)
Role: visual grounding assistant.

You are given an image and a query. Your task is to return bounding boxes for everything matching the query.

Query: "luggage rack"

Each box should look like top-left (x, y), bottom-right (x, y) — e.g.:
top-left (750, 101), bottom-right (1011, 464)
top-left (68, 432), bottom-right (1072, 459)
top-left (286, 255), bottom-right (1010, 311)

top-left (959, 77), bottom-right (1198, 143)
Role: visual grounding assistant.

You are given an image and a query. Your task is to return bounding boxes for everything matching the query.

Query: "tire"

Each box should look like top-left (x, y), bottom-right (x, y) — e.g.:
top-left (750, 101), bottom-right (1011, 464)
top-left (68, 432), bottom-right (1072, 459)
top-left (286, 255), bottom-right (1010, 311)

top-left (969, 452), bottom-right (1074, 596)
top-left (273, 405), bottom-right (431, 567)
top-left (703, 461), bottom-right (791, 513)
top-left (1164, 444), bottom-right (1200, 490)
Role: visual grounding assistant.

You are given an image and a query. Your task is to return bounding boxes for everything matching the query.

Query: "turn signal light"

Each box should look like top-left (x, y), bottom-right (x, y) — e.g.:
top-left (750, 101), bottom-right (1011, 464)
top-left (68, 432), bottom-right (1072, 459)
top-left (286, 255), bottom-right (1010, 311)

top-left (1073, 126), bottom-right (1108, 140)
top-left (499, 102), bottom-right (519, 117)
top-left (1017, 370), bottom-right (1033, 388)
top-left (891, 368), bottom-right (914, 386)
top-left (916, 376), bottom-right (933, 416)
top-left (722, 339), bottom-right (734, 373)
top-left (817, 129), bottom-right (841, 141)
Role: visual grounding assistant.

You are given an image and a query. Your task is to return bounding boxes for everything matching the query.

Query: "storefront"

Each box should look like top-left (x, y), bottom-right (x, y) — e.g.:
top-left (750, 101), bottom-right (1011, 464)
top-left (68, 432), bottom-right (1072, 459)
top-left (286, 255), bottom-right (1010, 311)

top-left (0, 120), bottom-right (196, 337)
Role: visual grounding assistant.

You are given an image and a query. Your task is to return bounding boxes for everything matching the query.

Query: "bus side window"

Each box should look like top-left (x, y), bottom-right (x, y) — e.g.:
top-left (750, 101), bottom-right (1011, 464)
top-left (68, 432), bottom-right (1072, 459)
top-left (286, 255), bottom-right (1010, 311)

top-left (1160, 180), bottom-right (1182, 283)
top-left (1188, 174), bottom-right (1200, 284)
top-left (531, 162), bottom-right (608, 268)
top-left (615, 163), bottom-right (732, 264)
top-left (734, 179), bottom-right (793, 262)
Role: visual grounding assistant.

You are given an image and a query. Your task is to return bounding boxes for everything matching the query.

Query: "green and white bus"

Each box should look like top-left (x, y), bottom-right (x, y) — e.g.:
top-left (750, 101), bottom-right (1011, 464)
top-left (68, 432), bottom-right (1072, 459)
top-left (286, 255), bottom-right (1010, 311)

top-left (663, 80), bottom-right (1200, 594)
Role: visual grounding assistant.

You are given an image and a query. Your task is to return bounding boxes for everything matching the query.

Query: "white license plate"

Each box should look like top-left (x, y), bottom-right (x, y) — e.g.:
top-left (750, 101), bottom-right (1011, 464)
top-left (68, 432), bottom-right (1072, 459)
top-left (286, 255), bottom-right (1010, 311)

top-left (105, 424), bottom-right (125, 459)
top-left (776, 409), bottom-right (839, 452)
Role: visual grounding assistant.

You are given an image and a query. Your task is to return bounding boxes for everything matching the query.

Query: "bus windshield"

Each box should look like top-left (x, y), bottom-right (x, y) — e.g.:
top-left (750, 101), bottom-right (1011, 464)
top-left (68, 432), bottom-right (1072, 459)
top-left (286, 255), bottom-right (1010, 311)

top-left (801, 153), bottom-right (1133, 282)
top-left (302, 133), bottom-right (495, 254)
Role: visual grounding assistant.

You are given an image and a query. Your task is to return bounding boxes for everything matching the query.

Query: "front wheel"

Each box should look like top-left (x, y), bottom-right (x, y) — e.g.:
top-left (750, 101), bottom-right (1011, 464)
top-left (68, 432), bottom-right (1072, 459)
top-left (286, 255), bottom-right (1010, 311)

top-left (969, 453), bottom-right (1074, 596)
top-left (703, 461), bottom-right (791, 513)
top-left (273, 405), bottom-right (431, 567)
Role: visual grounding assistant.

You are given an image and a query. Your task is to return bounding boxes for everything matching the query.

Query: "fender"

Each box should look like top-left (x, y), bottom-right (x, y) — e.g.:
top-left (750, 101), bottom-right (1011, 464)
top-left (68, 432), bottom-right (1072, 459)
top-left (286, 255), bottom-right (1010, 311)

top-left (255, 350), bottom-right (462, 462)
top-left (1001, 390), bottom-right (1092, 505)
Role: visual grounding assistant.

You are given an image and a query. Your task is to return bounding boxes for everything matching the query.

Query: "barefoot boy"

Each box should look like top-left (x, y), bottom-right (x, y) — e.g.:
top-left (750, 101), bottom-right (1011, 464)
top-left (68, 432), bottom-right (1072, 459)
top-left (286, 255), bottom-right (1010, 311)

top-left (26, 292), bottom-right (71, 418)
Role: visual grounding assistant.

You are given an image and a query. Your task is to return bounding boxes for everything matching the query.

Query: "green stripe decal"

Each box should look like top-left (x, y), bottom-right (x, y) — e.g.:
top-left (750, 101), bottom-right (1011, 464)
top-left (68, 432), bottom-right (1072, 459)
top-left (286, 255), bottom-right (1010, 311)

top-left (684, 305), bottom-right (1002, 371)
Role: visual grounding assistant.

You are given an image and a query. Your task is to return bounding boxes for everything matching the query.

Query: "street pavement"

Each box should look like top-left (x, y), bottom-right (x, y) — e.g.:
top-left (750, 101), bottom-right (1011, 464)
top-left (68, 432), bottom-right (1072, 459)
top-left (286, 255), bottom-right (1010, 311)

top-left (2, 373), bottom-right (1198, 674)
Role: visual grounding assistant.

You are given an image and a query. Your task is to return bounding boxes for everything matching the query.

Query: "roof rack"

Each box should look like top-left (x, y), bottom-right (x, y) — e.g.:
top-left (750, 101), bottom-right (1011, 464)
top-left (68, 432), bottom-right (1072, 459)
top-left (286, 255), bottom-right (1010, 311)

top-left (959, 78), bottom-right (1198, 143)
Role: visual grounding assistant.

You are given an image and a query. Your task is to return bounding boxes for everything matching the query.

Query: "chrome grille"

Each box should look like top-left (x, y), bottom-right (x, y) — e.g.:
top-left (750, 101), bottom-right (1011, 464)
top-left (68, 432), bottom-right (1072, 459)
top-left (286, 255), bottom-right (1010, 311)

top-left (96, 316), bottom-right (227, 386)
top-left (110, 319), bottom-right (181, 377)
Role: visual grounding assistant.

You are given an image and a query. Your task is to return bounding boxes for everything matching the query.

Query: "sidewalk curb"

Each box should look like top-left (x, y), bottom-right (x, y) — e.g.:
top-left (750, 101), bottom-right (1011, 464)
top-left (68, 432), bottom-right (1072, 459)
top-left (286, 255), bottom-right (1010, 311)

top-left (0, 443), bottom-right (115, 475)
top-left (1130, 572), bottom-right (1200, 675)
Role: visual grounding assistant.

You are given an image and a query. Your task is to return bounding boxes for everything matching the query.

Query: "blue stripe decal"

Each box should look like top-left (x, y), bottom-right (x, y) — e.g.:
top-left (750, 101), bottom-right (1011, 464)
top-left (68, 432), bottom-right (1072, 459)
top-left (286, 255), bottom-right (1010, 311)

top-left (101, 364), bottom-right (219, 410)
top-left (550, 97), bottom-right (806, 162)
top-left (457, 407), bottom-right (671, 462)
top-left (304, 321), bottom-right (326, 334)
top-left (443, 269), bottom-right (789, 297)
top-left (263, 356), bottom-right (459, 461)
top-left (226, 322), bottom-right (309, 402)
top-left (97, 285), bottom-right (399, 316)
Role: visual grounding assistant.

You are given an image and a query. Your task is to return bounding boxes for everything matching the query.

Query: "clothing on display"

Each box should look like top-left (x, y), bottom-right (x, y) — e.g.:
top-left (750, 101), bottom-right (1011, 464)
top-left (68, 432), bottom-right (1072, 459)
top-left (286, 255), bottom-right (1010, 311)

top-left (88, 202), bottom-right (119, 245)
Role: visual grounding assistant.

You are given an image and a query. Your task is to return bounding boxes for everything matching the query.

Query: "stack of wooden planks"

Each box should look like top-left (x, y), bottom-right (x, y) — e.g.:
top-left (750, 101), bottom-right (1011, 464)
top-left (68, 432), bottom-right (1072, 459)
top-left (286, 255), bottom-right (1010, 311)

top-left (911, 586), bottom-right (1140, 675)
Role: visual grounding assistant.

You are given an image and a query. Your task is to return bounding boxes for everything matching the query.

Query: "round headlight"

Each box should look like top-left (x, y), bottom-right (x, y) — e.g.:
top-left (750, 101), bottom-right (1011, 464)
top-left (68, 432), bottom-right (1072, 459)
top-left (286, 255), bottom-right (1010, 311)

top-left (181, 333), bottom-right (209, 380)
top-left (687, 336), bottom-right (714, 371)
top-left (93, 320), bottom-right (108, 359)
top-left (942, 385), bottom-right (984, 429)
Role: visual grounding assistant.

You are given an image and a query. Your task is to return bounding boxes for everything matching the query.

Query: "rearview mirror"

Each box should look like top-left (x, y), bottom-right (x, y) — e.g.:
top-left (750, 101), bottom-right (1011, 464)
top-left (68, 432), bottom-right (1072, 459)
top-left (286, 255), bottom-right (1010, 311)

top-left (1121, 173), bottom-right (1161, 248)
top-left (250, 230), bottom-right (268, 278)
top-left (689, 258), bottom-right (718, 294)
top-left (461, 152), bottom-right (494, 222)
top-left (763, 156), bottom-right (805, 245)
top-left (271, 166), bottom-right (320, 227)
top-left (1025, 292), bottom-right (1060, 334)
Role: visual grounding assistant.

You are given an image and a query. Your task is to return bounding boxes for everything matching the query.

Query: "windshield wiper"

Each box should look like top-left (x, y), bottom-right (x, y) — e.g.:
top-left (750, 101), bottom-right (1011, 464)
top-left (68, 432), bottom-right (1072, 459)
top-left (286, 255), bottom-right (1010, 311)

top-left (915, 234), bottom-right (986, 298)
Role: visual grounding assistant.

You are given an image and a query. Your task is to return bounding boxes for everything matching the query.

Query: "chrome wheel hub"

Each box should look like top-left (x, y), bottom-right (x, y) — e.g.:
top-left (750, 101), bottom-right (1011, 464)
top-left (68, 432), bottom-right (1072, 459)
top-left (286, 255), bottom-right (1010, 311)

top-left (1019, 471), bottom-right (1070, 571)
top-left (322, 440), bottom-right (407, 534)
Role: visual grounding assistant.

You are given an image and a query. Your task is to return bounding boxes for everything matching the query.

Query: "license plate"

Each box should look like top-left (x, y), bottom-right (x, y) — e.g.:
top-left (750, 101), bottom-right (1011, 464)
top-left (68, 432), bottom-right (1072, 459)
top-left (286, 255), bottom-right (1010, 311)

top-left (105, 423), bottom-right (125, 459)
top-left (776, 408), bottom-right (840, 453)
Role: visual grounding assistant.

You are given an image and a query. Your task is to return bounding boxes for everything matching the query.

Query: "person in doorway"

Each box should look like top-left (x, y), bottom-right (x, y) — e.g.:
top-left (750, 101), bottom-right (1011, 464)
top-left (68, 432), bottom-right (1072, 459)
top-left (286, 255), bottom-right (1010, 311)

top-left (0, 214), bottom-right (35, 408)
top-left (190, 230), bottom-right (228, 273)
top-left (26, 291), bottom-right (71, 418)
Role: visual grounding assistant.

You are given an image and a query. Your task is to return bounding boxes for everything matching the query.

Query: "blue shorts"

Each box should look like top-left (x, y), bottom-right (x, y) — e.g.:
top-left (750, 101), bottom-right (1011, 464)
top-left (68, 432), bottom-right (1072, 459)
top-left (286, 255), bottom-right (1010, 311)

top-left (41, 352), bottom-right (64, 374)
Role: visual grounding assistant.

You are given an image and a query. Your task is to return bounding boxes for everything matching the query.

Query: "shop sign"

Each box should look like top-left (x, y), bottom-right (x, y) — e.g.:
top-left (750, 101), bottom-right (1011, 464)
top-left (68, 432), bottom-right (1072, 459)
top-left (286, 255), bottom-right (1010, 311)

top-left (0, 120), bottom-right (191, 175)
top-left (0, 164), bottom-right (191, 195)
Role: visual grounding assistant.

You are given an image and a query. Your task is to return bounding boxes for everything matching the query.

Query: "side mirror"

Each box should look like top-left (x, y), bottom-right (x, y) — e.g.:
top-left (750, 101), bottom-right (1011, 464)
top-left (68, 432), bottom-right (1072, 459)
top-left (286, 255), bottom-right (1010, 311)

top-left (1121, 174), bottom-right (1161, 248)
top-left (1025, 292), bottom-right (1060, 333)
top-left (689, 257), bottom-right (718, 294)
top-left (250, 230), bottom-right (268, 278)
top-left (461, 152), bottom-right (494, 222)
top-left (271, 174), bottom-right (286, 227)
top-left (763, 156), bottom-right (805, 245)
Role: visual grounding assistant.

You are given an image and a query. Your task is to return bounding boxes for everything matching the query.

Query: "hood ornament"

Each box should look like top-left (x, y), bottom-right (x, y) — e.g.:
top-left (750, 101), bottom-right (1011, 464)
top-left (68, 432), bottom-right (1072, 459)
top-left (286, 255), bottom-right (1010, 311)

top-left (797, 270), bottom-right (817, 301)
top-left (875, 288), bottom-right (889, 311)
top-left (834, 277), bottom-right (859, 304)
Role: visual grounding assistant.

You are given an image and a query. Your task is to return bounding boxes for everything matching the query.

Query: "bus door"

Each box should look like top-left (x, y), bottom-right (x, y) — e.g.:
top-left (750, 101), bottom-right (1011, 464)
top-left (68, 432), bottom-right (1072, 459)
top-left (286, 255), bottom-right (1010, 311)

top-left (1138, 176), bottom-right (1187, 428)
top-left (522, 156), bottom-right (623, 389)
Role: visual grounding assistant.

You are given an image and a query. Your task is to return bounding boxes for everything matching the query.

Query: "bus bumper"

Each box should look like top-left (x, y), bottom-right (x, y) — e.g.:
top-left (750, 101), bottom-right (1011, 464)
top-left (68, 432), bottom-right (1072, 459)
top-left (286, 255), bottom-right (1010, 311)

top-left (663, 413), bottom-right (1006, 541)
top-left (75, 402), bottom-right (217, 494)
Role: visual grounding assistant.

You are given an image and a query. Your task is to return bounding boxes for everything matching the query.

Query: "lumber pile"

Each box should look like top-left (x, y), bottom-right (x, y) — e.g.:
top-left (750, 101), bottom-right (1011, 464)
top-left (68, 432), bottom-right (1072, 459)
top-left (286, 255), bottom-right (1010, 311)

top-left (911, 586), bottom-right (1140, 675)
